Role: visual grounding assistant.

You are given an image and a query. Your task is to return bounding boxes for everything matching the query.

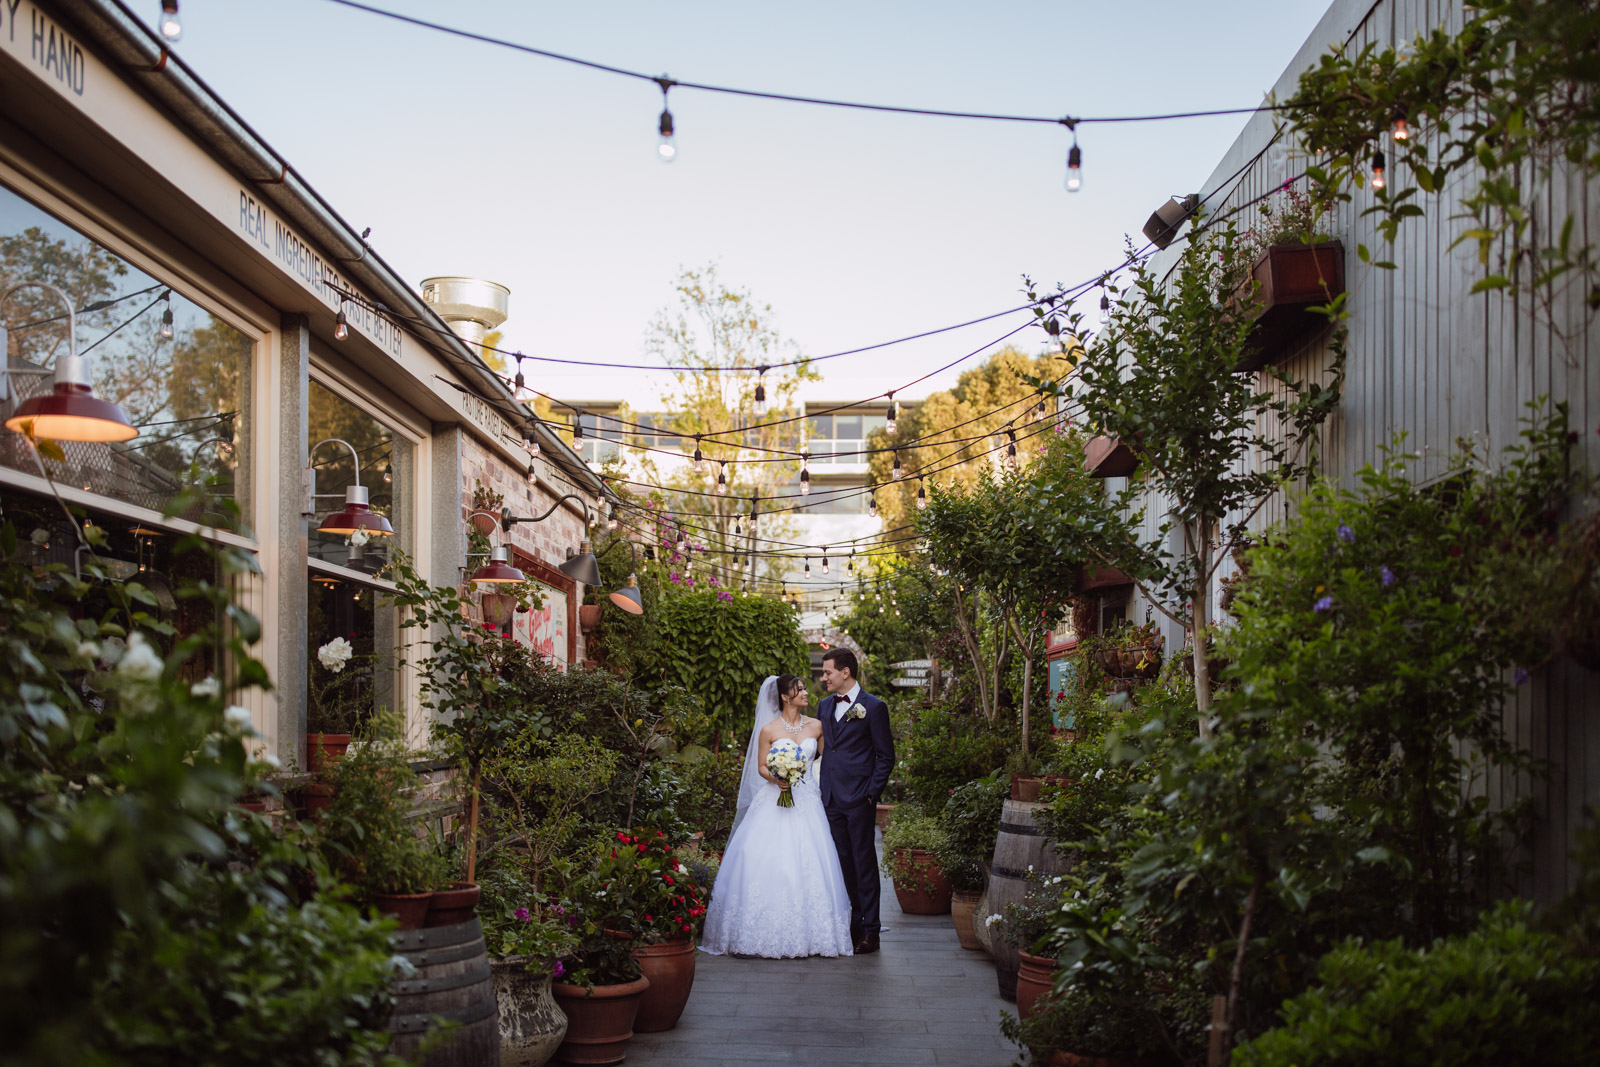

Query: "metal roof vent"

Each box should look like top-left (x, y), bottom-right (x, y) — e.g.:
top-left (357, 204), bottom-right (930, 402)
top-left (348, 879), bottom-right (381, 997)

top-left (420, 276), bottom-right (509, 348)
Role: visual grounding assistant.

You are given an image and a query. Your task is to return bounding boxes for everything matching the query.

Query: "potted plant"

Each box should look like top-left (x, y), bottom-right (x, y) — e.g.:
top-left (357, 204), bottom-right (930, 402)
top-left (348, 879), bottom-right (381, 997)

top-left (593, 829), bottom-right (709, 1033)
top-left (1007, 750), bottom-right (1046, 802)
top-left (996, 872), bottom-right (1070, 1021)
top-left (480, 873), bottom-right (578, 1067)
top-left (317, 719), bottom-right (443, 930)
top-left (880, 804), bottom-right (953, 915)
top-left (306, 636), bottom-right (370, 773)
top-left (937, 774), bottom-right (1008, 951)
top-left (551, 886), bottom-right (648, 1067)
top-left (1085, 621), bottom-right (1164, 682)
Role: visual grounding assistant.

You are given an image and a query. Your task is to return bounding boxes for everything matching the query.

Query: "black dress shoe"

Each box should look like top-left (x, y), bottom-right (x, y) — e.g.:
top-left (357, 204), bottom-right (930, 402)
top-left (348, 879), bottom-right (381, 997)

top-left (853, 933), bottom-right (880, 954)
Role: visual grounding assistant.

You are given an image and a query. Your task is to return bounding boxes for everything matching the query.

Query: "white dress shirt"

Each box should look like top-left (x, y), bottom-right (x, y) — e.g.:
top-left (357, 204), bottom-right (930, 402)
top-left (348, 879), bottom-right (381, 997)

top-left (832, 684), bottom-right (861, 721)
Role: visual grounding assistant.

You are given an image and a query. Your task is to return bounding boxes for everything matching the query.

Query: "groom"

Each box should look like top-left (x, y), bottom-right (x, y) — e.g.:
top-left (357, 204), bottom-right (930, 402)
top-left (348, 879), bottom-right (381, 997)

top-left (818, 648), bottom-right (895, 955)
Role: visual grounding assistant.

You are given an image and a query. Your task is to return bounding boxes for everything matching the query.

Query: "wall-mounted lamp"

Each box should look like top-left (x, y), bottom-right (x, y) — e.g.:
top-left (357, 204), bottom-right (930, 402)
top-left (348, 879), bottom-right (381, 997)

top-left (306, 438), bottom-right (394, 537)
top-left (594, 539), bottom-right (646, 615)
top-left (501, 494), bottom-right (604, 585)
top-left (1, 282), bottom-right (139, 442)
top-left (1142, 193), bottom-right (1201, 251)
top-left (472, 544), bottom-right (525, 584)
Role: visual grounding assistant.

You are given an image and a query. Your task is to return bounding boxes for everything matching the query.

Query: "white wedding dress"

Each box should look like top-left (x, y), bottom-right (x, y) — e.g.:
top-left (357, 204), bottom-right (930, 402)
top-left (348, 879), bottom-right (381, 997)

top-left (700, 735), bottom-right (856, 957)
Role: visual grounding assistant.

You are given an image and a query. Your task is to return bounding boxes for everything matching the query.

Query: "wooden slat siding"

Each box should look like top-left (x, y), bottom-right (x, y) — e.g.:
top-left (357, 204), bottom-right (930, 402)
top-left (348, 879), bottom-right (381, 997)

top-left (1110, 0), bottom-right (1599, 905)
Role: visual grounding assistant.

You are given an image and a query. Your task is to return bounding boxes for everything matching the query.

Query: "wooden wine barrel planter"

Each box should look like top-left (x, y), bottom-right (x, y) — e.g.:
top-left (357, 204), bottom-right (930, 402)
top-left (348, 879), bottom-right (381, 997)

top-left (389, 917), bottom-right (501, 1067)
top-left (989, 799), bottom-right (1072, 1002)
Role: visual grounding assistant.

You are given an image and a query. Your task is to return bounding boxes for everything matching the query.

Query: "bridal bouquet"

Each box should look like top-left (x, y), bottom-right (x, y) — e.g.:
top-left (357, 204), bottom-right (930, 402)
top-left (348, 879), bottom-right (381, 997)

top-left (766, 738), bottom-right (806, 808)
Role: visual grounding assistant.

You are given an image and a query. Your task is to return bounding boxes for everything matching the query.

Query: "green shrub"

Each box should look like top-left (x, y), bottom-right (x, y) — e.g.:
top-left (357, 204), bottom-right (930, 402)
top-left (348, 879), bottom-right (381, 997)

top-left (1235, 901), bottom-right (1600, 1067)
top-left (669, 749), bottom-right (744, 851)
top-left (899, 703), bottom-right (1011, 814)
top-left (935, 772), bottom-right (1007, 893)
top-left (320, 723), bottom-right (446, 898)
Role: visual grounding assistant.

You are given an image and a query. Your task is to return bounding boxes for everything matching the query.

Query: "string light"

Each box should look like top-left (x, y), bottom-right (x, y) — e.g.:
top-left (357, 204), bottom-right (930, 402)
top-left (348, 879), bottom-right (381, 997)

top-left (692, 436), bottom-right (704, 470)
top-left (848, 550), bottom-right (856, 575)
top-left (1390, 106), bottom-right (1409, 142)
top-left (572, 413), bottom-right (585, 441)
top-left (334, 303), bottom-right (349, 341)
top-left (656, 77), bottom-right (677, 162)
top-left (916, 479), bottom-right (928, 510)
top-left (886, 393), bottom-right (898, 435)
top-left (1065, 134), bottom-right (1083, 192)
top-left (734, 514), bottom-right (743, 536)
top-left (1006, 430), bottom-right (1018, 468)
top-left (716, 462), bottom-right (728, 494)
top-left (749, 496), bottom-right (759, 528)
top-left (513, 356), bottom-right (535, 403)
top-left (158, 0), bottom-right (181, 41)
top-left (1099, 292), bottom-right (1111, 324)
top-left (676, 526), bottom-right (687, 550)
top-left (607, 504), bottom-right (619, 531)
top-left (158, 293), bottom-right (174, 340)
top-left (525, 426), bottom-right (541, 456)
top-left (804, 558), bottom-right (812, 578)
top-left (869, 494), bottom-right (878, 518)
top-left (800, 451), bottom-right (811, 495)
top-left (1370, 150), bottom-right (1386, 190)
top-left (892, 452), bottom-right (903, 480)
top-left (1035, 394), bottom-right (1047, 420)
top-left (753, 368), bottom-right (768, 416)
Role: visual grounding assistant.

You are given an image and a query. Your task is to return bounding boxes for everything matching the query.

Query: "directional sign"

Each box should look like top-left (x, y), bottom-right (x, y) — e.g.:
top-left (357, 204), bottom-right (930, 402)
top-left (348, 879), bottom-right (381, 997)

top-left (891, 659), bottom-right (932, 669)
top-left (899, 668), bottom-right (929, 678)
top-left (891, 677), bottom-right (928, 687)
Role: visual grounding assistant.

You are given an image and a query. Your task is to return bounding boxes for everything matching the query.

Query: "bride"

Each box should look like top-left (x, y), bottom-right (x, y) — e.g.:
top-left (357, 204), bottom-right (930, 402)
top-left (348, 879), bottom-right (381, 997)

top-left (700, 674), bottom-right (855, 957)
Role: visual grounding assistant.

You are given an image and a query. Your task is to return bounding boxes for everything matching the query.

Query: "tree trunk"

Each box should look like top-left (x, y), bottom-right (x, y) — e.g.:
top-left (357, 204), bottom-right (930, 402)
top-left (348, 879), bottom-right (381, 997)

top-left (464, 762), bottom-right (483, 884)
top-left (1020, 648), bottom-right (1034, 757)
top-left (1192, 519), bottom-right (1215, 738)
top-left (1221, 867), bottom-right (1265, 1066)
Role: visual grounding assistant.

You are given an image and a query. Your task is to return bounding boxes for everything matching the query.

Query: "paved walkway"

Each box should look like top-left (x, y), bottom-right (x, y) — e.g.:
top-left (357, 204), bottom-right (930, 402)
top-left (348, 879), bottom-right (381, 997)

top-left (627, 838), bottom-right (1018, 1066)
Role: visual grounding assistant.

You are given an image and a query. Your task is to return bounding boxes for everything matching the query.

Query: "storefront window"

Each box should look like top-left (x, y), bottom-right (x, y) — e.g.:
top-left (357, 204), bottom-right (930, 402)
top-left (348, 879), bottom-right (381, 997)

top-left (0, 182), bottom-right (253, 528)
top-left (307, 380), bottom-right (404, 572)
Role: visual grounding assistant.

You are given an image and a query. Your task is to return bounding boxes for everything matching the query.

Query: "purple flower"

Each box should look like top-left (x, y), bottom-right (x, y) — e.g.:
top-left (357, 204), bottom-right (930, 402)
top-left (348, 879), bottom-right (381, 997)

top-left (552, 960), bottom-right (566, 979)
top-left (1380, 566), bottom-right (1395, 587)
top-left (515, 907), bottom-right (531, 922)
top-left (1313, 595), bottom-right (1334, 613)
top-left (1336, 523), bottom-right (1355, 543)
top-left (1514, 667), bottom-right (1531, 686)
top-left (717, 591), bottom-right (734, 602)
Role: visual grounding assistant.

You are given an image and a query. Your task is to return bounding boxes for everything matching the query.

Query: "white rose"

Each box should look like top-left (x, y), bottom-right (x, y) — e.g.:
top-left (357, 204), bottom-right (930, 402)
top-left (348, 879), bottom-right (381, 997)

top-left (317, 637), bottom-right (354, 673)
top-left (677, 864), bottom-right (688, 874)
top-left (348, 529), bottom-right (371, 548)
top-left (117, 632), bottom-right (163, 681)
top-left (191, 676), bottom-right (221, 698)
top-left (224, 705), bottom-right (253, 730)
top-left (76, 640), bottom-right (101, 661)
top-left (984, 914), bottom-right (1003, 928)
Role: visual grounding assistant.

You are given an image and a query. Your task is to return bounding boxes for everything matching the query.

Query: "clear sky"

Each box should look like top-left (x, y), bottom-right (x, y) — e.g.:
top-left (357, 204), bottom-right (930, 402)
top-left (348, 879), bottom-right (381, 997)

top-left (170, 0), bottom-right (1330, 407)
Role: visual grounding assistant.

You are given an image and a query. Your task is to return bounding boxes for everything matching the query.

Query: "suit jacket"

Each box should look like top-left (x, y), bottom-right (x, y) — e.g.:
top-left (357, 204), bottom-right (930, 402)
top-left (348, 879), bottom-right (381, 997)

top-left (820, 689), bottom-right (895, 809)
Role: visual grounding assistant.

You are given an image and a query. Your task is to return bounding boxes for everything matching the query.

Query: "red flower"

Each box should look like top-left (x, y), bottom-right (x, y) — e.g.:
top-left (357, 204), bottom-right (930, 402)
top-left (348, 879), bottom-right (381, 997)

top-left (662, 875), bottom-right (674, 886)
top-left (616, 832), bottom-right (631, 843)
top-left (645, 914), bottom-right (653, 922)
top-left (681, 924), bottom-right (691, 933)
top-left (656, 830), bottom-right (665, 839)
top-left (610, 850), bottom-right (617, 858)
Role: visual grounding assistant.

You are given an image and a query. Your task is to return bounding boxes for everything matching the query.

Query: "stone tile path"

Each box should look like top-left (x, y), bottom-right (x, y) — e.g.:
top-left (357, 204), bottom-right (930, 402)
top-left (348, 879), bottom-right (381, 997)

top-left (626, 841), bottom-right (1019, 1066)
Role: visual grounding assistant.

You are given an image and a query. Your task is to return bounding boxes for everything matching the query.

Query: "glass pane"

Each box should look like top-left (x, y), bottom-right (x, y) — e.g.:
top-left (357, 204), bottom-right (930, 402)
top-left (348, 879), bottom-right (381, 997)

top-left (807, 415), bottom-right (830, 440)
top-left (308, 381), bottom-right (397, 571)
top-left (0, 181), bottom-right (254, 529)
top-left (862, 415), bottom-right (886, 435)
top-left (833, 415), bottom-right (862, 440)
top-left (308, 575), bottom-right (397, 734)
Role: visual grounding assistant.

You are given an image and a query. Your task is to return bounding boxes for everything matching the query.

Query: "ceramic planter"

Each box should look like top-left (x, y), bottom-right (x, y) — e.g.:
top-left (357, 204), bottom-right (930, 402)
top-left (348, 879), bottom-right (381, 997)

top-left (551, 975), bottom-right (649, 1066)
top-left (305, 732), bottom-right (353, 773)
top-left (372, 891), bottom-right (432, 931)
top-left (951, 889), bottom-right (983, 951)
top-left (889, 848), bottom-right (952, 915)
top-left (492, 959), bottom-right (568, 1067)
top-left (577, 604), bottom-right (603, 633)
top-left (426, 882), bottom-right (481, 927)
top-left (631, 937), bottom-right (696, 1032)
top-left (1235, 240), bottom-right (1346, 371)
top-left (1016, 950), bottom-right (1058, 1020)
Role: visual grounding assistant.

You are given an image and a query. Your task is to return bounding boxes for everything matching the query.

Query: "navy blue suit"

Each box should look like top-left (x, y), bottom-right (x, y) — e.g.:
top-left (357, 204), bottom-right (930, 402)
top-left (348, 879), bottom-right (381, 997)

top-left (820, 688), bottom-right (895, 939)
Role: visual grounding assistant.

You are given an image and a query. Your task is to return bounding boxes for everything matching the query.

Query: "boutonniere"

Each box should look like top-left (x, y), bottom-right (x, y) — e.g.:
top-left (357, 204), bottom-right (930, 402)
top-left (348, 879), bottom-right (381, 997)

top-left (843, 702), bottom-right (867, 721)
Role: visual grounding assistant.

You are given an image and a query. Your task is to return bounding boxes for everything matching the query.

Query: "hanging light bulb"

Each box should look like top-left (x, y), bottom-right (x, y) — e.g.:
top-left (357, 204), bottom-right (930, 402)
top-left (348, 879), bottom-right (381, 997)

top-left (1099, 293), bottom-right (1112, 324)
top-left (513, 356), bottom-right (536, 403)
top-left (1390, 105), bottom-right (1410, 142)
top-left (656, 79), bottom-right (677, 162)
top-left (716, 462), bottom-right (728, 494)
top-left (753, 369), bottom-right (768, 417)
top-left (1065, 136), bottom-right (1083, 193)
top-left (917, 479), bottom-right (928, 510)
top-left (1371, 150), bottom-right (1387, 190)
top-left (804, 558), bottom-right (811, 578)
top-left (886, 393), bottom-right (898, 435)
top-left (800, 451), bottom-right (811, 496)
top-left (383, 460), bottom-right (393, 484)
top-left (1006, 431), bottom-right (1019, 469)
top-left (692, 436), bottom-right (704, 471)
top-left (869, 494), bottom-right (878, 518)
top-left (892, 452), bottom-right (903, 480)
top-left (734, 514), bottom-right (743, 536)
top-left (159, 295), bottom-right (174, 340)
top-left (573, 412), bottom-right (585, 441)
top-left (822, 550), bottom-right (830, 576)
top-left (334, 305), bottom-right (349, 341)
top-left (1036, 394), bottom-right (1047, 421)
top-left (606, 504), bottom-right (619, 531)
top-left (749, 496), bottom-right (759, 529)
top-left (676, 526), bottom-right (686, 550)
top-left (525, 425), bottom-right (541, 456)
top-left (158, 0), bottom-right (181, 41)
top-left (848, 551), bottom-right (855, 575)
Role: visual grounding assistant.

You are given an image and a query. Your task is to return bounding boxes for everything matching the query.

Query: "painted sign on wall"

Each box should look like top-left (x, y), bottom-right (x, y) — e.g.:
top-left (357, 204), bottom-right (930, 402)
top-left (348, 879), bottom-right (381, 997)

top-left (511, 579), bottom-right (568, 669)
top-left (1048, 655), bottom-right (1076, 730)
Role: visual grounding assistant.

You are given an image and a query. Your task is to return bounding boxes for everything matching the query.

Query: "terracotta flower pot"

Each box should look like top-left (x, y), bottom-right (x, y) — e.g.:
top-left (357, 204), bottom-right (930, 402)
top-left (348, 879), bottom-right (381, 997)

top-left (875, 802), bottom-right (898, 832)
top-left (551, 975), bottom-right (649, 1066)
top-left (1016, 950), bottom-right (1058, 1020)
top-left (426, 881), bottom-right (481, 927)
top-left (950, 889), bottom-right (983, 951)
top-left (298, 781), bottom-right (336, 821)
top-left (631, 936), bottom-right (696, 1032)
top-left (578, 604), bottom-right (603, 633)
top-left (1011, 774), bottom-right (1043, 802)
top-left (470, 509), bottom-right (500, 536)
top-left (492, 959), bottom-right (568, 1067)
top-left (306, 732), bottom-right (353, 773)
top-left (889, 848), bottom-right (952, 915)
top-left (372, 891), bottom-right (432, 931)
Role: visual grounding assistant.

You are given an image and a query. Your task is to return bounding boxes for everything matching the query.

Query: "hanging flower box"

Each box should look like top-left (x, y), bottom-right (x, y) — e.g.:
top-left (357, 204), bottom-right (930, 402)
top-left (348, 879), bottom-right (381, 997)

top-left (1084, 435), bottom-right (1139, 478)
top-left (1074, 565), bottom-right (1131, 594)
top-left (1235, 240), bottom-right (1346, 372)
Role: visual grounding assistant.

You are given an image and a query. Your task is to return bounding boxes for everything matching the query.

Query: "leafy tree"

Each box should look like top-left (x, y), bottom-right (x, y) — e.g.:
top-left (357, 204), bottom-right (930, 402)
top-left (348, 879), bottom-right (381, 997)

top-left (1035, 226), bottom-right (1344, 727)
